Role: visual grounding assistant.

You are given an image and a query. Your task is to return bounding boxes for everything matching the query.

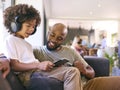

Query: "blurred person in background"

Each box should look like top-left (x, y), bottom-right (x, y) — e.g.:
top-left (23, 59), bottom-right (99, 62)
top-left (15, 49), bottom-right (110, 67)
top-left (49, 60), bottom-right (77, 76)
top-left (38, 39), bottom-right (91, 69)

top-left (71, 35), bottom-right (88, 57)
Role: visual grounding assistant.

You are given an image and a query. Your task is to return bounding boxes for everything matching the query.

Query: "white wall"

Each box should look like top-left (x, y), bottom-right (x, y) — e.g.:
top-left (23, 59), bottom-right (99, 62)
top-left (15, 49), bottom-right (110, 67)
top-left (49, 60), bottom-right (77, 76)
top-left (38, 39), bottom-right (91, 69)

top-left (118, 21), bottom-right (120, 40)
top-left (16, 0), bottom-right (44, 47)
top-left (0, 9), bottom-right (4, 53)
top-left (0, 0), bottom-right (44, 53)
top-left (0, 0), bottom-right (11, 53)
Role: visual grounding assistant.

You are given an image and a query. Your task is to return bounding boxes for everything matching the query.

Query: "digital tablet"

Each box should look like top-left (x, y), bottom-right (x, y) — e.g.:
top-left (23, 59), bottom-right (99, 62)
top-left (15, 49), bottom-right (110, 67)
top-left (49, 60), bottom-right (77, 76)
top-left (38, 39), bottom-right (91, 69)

top-left (54, 59), bottom-right (69, 67)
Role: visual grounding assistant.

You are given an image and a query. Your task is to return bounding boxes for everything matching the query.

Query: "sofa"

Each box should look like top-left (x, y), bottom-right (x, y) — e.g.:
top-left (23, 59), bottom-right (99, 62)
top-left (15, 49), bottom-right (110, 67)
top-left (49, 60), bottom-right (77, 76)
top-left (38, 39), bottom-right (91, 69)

top-left (3, 55), bottom-right (110, 90)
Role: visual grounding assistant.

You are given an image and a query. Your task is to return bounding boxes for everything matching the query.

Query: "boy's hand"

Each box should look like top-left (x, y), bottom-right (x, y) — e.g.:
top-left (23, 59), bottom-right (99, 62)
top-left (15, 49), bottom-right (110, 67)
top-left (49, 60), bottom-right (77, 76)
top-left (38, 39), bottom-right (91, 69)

top-left (38, 61), bottom-right (54, 71)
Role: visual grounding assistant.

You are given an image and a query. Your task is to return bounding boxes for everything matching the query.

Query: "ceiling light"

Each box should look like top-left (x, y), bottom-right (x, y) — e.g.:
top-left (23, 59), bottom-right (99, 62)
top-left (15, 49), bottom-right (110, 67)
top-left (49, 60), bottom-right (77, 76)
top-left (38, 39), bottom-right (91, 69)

top-left (97, 3), bottom-right (101, 7)
top-left (89, 11), bottom-right (93, 15)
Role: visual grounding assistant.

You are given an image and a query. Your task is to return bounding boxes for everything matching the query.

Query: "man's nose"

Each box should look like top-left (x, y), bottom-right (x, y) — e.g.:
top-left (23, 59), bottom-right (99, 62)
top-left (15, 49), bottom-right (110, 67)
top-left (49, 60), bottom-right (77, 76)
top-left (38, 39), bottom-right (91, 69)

top-left (51, 37), bottom-right (58, 43)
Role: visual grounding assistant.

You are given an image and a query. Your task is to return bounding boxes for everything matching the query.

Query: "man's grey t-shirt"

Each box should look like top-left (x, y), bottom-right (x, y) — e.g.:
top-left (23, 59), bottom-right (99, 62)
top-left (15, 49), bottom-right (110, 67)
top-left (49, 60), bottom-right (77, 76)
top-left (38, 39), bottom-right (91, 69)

top-left (34, 45), bottom-right (88, 66)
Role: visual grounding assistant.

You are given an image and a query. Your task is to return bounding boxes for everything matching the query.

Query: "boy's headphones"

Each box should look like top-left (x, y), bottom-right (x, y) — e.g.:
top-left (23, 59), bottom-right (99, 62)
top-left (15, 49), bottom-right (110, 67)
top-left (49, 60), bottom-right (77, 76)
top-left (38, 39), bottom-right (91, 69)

top-left (10, 16), bottom-right (37, 35)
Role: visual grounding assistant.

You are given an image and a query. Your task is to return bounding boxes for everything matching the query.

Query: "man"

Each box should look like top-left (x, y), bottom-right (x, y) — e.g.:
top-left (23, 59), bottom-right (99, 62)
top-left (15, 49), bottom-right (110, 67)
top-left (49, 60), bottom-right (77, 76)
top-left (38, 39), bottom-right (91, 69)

top-left (101, 36), bottom-right (107, 49)
top-left (34, 23), bottom-right (95, 90)
top-left (34, 23), bottom-right (120, 90)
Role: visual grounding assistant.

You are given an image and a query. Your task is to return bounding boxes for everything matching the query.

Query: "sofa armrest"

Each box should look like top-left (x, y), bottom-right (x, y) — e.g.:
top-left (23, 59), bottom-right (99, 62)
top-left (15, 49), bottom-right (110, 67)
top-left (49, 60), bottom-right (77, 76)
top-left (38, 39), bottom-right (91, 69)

top-left (0, 71), bottom-right (11, 90)
top-left (6, 70), bottom-right (26, 90)
top-left (84, 56), bottom-right (110, 77)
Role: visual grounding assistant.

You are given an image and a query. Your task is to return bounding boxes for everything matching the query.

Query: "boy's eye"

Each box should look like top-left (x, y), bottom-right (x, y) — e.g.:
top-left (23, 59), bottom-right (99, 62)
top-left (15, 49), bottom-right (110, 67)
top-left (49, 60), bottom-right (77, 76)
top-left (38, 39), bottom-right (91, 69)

top-left (26, 24), bottom-right (35, 28)
top-left (26, 25), bottom-right (31, 27)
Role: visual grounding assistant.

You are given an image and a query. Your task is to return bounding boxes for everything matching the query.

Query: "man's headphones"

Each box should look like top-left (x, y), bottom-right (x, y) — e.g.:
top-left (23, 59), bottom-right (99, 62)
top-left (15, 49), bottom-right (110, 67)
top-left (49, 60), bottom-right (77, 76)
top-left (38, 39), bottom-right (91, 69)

top-left (10, 16), bottom-right (37, 35)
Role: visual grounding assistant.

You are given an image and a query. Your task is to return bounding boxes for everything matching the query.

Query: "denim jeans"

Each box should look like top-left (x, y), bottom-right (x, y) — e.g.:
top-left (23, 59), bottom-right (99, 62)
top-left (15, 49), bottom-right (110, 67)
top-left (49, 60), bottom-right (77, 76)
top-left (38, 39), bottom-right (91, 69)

top-left (26, 72), bottom-right (63, 90)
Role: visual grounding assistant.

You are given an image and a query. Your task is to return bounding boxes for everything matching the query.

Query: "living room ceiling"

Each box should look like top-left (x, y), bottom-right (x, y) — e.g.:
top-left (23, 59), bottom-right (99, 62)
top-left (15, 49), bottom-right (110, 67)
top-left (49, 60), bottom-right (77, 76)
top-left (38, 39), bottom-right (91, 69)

top-left (44, 0), bottom-right (120, 20)
top-left (44, 0), bottom-right (120, 30)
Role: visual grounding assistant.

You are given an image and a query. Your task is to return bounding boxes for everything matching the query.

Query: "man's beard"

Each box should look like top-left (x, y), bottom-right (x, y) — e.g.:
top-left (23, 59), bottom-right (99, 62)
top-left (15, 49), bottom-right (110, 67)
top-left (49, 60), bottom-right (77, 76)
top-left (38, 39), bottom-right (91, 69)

top-left (46, 41), bottom-right (60, 51)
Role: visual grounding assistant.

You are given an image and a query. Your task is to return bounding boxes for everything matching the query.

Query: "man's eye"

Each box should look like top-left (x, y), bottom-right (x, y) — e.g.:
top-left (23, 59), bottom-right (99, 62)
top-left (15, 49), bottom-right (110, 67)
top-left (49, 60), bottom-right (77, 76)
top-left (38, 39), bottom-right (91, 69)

top-left (50, 33), bottom-right (54, 37)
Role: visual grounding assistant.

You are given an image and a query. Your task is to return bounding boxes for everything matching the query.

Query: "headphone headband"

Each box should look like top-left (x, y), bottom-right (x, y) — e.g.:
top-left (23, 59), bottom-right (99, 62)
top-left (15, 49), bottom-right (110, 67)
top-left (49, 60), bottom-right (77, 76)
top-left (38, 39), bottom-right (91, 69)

top-left (10, 15), bottom-right (37, 34)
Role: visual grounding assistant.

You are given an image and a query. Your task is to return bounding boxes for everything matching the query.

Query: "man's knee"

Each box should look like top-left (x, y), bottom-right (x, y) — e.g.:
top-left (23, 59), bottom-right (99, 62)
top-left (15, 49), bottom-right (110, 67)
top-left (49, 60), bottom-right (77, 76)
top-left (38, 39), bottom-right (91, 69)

top-left (67, 67), bottom-right (80, 76)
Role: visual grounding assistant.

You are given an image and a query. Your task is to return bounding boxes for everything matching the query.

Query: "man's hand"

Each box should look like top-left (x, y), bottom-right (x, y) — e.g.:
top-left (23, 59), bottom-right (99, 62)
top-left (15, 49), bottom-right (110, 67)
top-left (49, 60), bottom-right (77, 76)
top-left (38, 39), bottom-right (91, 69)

top-left (85, 65), bottom-right (95, 79)
top-left (0, 59), bottom-right (10, 78)
top-left (73, 60), bottom-right (86, 74)
top-left (73, 60), bottom-right (95, 79)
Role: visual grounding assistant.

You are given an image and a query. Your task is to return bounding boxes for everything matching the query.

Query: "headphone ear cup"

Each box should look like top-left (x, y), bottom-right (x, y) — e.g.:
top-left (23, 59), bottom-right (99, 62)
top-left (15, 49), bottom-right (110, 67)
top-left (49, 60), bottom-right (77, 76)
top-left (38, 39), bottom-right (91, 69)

top-left (16, 23), bottom-right (21, 32)
top-left (10, 16), bottom-right (22, 33)
top-left (11, 22), bottom-right (18, 33)
top-left (11, 22), bottom-right (21, 33)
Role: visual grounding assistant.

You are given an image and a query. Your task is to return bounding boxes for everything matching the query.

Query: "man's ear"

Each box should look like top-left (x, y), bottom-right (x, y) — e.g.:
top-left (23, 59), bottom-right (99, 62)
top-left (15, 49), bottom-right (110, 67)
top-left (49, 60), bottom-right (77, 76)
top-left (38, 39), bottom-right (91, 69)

top-left (46, 26), bottom-right (51, 35)
top-left (46, 30), bottom-right (50, 39)
top-left (49, 26), bottom-right (51, 31)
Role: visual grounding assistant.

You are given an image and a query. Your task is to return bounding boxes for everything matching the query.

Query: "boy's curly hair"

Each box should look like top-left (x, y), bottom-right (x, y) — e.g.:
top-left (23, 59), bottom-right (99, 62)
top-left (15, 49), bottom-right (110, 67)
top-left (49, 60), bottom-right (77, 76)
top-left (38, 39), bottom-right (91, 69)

top-left (3, 4), bottom-right (41, 33)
